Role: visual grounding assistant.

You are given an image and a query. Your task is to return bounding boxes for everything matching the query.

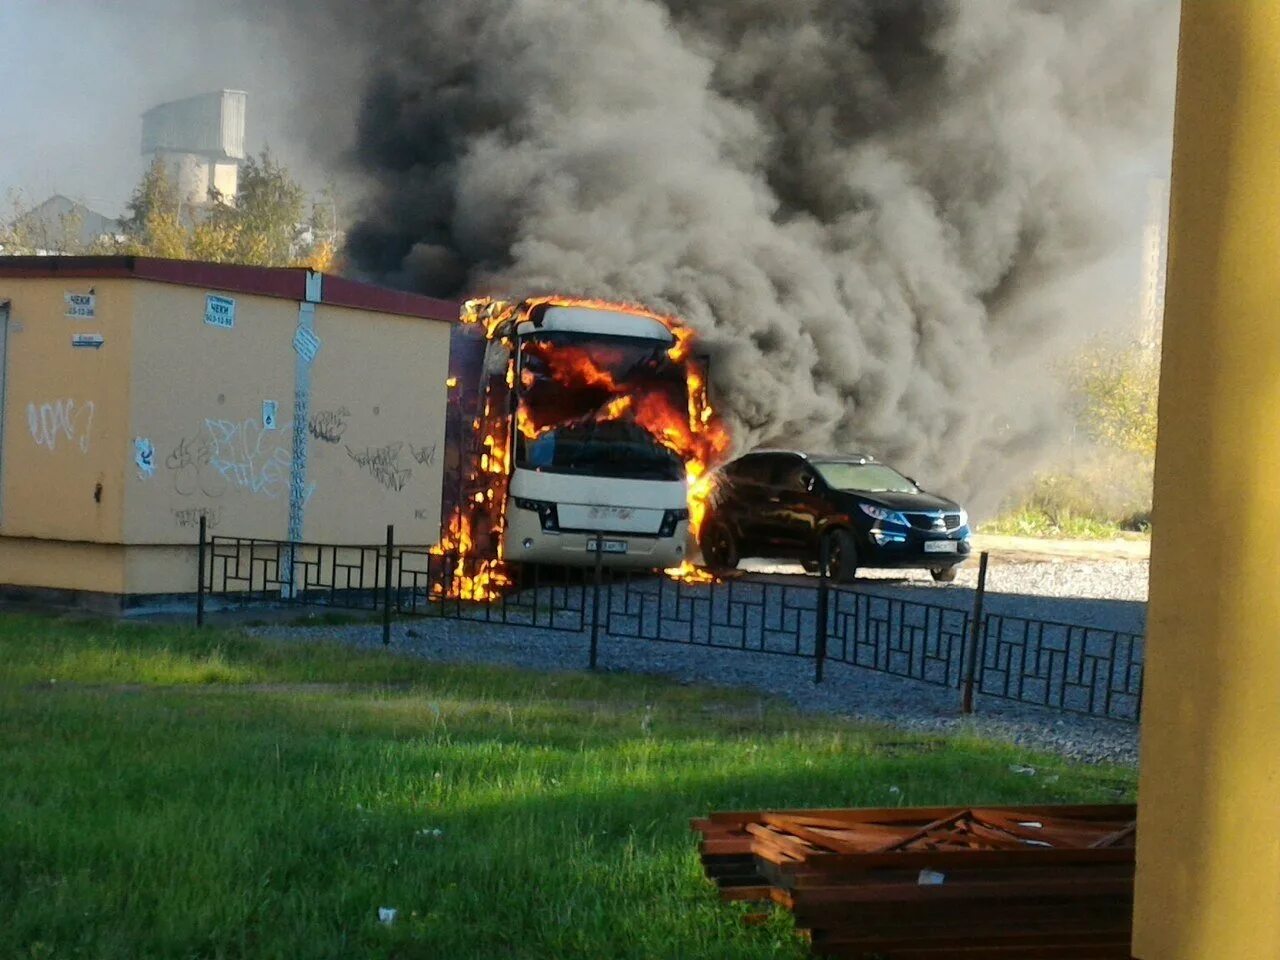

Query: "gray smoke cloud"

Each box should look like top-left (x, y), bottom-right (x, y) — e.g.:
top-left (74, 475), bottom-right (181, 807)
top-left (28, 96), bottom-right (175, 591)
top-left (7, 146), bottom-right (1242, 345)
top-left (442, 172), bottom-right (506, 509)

top-left (37, 0), bottom-right (1179, 509)
top-left (288, 0), bottom-right (1177, 510)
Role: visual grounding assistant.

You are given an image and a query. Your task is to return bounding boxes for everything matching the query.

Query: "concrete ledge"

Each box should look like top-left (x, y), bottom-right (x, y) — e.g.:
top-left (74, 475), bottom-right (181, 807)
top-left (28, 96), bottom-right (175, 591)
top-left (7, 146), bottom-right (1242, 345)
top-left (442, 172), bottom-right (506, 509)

top-left (0, 583), bottom-right (129, 617)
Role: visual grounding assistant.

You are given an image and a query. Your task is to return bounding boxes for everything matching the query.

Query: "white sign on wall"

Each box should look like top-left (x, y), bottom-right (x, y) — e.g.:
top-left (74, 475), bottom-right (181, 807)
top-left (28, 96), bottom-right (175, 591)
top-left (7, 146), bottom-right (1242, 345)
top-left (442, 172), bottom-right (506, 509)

top-left (204, 294), bottom-right (236, 329)
top-left (293, 325), bottom-right (321, 364)
top-left (262, 400), bottom-right (278, 430)
top-left (64, 292), bottom-right (95, 319)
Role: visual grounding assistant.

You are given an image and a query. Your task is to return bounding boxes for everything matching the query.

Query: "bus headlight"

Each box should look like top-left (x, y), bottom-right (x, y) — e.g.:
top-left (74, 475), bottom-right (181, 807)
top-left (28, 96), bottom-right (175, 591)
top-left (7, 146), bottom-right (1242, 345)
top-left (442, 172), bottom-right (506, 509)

top-left (659, 508), bottom-right (690, 538)
top-left (514, 497), bottom-right (559, 531)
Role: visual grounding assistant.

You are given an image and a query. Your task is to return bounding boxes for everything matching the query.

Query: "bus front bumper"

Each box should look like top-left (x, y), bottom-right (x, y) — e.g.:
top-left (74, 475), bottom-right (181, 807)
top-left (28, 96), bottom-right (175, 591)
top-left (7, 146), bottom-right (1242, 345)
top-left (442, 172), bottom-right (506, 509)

top-left (503, 512), bottom-right (690, 570)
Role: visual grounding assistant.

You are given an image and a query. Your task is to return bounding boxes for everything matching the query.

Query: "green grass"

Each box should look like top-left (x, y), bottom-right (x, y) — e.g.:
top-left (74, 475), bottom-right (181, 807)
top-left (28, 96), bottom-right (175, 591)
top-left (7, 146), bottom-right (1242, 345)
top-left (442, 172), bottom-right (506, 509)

top-left (0, 615), bottom-right (1136, 960)
top-left (979, 508), bottom-right (1152, 540)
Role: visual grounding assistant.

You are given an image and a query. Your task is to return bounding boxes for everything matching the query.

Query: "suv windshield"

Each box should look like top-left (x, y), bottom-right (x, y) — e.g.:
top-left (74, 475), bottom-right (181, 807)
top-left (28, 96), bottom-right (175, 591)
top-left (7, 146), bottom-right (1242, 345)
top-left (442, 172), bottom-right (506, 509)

top-left (813, 462), bottom-right (918, 494)
top-left (515, 331), bottom-right (687, 482)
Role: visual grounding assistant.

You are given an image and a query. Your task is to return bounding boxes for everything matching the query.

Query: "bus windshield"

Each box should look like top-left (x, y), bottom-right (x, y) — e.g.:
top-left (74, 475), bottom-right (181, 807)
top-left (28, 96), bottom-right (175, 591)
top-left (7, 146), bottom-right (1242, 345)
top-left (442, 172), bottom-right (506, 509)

top-left (515, 331), bottom-right (688, 482)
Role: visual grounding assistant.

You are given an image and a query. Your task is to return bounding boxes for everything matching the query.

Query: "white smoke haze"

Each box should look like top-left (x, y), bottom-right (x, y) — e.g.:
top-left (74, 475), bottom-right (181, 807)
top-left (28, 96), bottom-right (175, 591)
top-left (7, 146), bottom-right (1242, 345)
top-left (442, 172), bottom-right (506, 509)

top-left (0, 0), bottom-right (355, 214)
top-left (13, 0), bottom-right (1179, 512)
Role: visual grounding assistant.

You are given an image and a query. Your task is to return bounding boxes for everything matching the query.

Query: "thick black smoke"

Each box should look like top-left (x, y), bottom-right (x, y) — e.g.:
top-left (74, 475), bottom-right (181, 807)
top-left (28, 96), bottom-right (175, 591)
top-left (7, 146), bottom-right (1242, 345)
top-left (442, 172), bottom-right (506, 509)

top-left (263, 1), bottom-right (1179, 505)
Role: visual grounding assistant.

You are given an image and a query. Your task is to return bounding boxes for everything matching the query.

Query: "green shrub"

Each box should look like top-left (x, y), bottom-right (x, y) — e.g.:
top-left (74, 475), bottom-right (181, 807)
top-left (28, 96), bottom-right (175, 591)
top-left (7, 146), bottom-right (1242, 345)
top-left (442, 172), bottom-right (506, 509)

top-left (983, 448), bottom-right (1153, 539)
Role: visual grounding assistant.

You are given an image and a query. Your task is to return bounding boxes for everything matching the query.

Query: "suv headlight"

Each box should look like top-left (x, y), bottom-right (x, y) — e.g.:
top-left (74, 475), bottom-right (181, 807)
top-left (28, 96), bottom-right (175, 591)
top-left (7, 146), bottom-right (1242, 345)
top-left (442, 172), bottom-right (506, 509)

top-left (860, 504), bottom-right (909, 527)
top-left (957, 508), bottom-right (969, 528)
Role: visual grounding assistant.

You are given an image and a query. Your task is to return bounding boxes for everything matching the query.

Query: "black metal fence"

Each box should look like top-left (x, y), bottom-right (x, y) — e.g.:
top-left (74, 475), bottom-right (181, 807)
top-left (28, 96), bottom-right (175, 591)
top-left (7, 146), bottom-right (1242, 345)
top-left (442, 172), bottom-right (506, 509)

top-left (196, 520), bottom-right (1144, 723)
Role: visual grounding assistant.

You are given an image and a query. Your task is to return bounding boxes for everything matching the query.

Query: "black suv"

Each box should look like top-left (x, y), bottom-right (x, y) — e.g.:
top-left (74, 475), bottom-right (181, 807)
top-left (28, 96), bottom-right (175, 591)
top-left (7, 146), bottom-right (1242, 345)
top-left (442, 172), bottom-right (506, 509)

top-left (698, 451), bottom-right (971, 583)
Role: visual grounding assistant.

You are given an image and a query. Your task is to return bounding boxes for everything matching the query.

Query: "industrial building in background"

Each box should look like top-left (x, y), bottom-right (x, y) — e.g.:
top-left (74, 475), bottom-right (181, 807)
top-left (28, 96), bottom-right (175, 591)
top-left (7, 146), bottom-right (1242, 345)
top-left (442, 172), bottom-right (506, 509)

top-left (2, 90), bottom-right (249, 254)
top-left (0, 256), bottom-right (454, 610)
top-left (4, 195), bottom-right (123, 255)
top-left (140, 90), bottom-right (247, 208)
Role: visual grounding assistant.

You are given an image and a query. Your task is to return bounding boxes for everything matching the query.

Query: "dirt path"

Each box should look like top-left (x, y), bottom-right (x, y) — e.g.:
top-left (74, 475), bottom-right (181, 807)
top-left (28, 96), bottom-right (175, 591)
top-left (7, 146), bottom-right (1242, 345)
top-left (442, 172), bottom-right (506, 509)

top-left (969, 534), bottom-right (1150, 565)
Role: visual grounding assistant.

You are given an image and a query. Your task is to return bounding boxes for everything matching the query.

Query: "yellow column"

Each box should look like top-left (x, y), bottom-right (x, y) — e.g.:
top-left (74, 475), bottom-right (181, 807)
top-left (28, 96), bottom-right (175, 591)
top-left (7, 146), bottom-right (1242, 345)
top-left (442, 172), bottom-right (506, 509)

top-left (1134, 5), bottom-right (1280, 959)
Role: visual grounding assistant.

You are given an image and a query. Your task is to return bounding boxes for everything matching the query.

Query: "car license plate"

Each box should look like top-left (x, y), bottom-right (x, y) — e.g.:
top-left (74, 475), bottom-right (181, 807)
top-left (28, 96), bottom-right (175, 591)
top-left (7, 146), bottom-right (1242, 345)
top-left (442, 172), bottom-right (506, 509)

top-left (586, 538), bottom-right (628, 555)
top-left (924, 540), bottom-right (959, 554)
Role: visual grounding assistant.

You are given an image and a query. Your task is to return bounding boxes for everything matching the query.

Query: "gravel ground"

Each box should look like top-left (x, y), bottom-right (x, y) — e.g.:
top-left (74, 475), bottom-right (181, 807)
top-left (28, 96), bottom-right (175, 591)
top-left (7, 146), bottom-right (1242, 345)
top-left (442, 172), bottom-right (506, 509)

top-left (743, 558), bottom-right (1149, 631)
top-left (251, 555), bottom-right (1146, 768)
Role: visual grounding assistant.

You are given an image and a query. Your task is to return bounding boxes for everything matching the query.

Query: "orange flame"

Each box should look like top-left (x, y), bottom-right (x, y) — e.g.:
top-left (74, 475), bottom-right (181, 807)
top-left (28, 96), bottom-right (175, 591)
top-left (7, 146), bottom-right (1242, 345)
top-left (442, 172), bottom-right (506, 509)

top-left (662, 559), bottom-right (719, 584)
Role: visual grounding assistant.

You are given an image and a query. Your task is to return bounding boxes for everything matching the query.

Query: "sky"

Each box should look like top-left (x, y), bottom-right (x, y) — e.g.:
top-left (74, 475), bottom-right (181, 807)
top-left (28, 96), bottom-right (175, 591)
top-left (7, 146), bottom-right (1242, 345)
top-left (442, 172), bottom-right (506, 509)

top-left (0, 1), bottom-right (332, 218)
top-left (0, 0), bottom-right (1169, 229)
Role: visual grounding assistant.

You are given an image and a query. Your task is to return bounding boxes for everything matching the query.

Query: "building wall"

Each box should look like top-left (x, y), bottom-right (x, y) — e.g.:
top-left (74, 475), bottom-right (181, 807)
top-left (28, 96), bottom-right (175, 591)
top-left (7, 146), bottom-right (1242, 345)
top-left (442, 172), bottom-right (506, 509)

top-left (157, 153), bottom-right (242, 206)
top-left (0, 539), bottom-right (126, 596)
top-left (123, 282), bottom-right (449, 554)
top-left (304, 302), bottom-right (449, 545)
top-left (160, 153), bottom-right (223, 206)
top-left (125, 281), bottom-right (300, 546)
top-left (123, 544), bottom-right (200, 596)
top-left (211, 162), bottom-right (240, 201)
top-left (0, 277), bottom-right (133, 545)
top-left (0, 271), bottom-right (450, 599)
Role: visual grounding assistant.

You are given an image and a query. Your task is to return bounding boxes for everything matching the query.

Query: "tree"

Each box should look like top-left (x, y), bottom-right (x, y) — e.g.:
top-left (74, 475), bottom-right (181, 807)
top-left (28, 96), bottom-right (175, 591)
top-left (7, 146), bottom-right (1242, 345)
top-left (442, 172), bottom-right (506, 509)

top-left (120, 159), bottom-right (189, 259)
top-left (205, 150), bottom-right (304, 266)
top-left (1070, 341), bottom-right (1160, 458)
top-left (115, 148), bottom-right (339, 269)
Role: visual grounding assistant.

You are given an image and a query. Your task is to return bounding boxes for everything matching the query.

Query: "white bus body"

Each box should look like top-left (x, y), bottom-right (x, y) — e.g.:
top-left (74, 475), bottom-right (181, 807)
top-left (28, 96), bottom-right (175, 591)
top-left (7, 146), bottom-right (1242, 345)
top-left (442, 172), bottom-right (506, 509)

top-left (501, 305), bottom-right (691, 569)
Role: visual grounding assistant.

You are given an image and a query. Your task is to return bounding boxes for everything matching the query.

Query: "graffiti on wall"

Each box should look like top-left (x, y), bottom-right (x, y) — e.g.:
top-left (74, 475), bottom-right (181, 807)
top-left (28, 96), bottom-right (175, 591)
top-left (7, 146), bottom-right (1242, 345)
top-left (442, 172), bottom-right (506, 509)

top-left (204, 417), bottom-right (315, 502)
top-left (346, 443), bottom-right (412, 492)
top-left (174, 506), bottom-right (222, 529)
top-left (308, 407), bottom-right (350, 444)
top-left (410, 443), bottom-right (437, 466)
top-left (166, 434), bottom-right (227, 498)
top-left (163, 417), bottom-right (315, 504)
top-left (134, 438), bottom-right (156, 478)
top-left (27, 399), bottom-right (95, 453)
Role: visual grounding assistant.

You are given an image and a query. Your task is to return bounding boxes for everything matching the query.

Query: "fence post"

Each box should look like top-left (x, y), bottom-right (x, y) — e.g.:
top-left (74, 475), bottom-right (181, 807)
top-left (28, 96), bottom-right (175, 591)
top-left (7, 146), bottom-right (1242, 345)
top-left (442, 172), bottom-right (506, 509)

top-left (589, 533), bottom-right (604, 670)
top-left (814, 535), bottom-right (830, 684)
top-left (962, 551), bottom-right (989, 714)
top-left (196, 514), bottom-right (207, 628)
top-left (382, 524), bottom-right (394, 647)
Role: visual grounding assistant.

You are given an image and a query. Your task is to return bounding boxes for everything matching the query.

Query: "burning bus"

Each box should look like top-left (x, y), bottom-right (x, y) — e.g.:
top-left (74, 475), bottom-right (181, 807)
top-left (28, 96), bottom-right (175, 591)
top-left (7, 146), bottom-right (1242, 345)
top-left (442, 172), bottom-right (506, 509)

top-left (439, 296), bottom-right (727, 594)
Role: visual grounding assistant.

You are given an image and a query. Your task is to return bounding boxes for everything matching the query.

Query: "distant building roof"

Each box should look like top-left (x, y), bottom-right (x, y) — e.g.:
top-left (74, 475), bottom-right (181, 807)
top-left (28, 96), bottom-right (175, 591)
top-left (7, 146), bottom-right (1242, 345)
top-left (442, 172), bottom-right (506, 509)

top-left (141, 90), bottom-right (247, 161)
top-left (12, 195), bottom-right (122, 249)
top-left (0, 256), bottom-right (461, 323)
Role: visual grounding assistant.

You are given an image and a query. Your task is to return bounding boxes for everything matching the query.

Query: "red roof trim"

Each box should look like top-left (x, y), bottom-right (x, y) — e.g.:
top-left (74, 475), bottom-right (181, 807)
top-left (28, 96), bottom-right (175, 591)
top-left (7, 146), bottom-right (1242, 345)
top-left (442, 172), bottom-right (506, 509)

top-left (0, 255), bottom-right (461, 323)
top-left (320, 274), bottom-right (460, 324)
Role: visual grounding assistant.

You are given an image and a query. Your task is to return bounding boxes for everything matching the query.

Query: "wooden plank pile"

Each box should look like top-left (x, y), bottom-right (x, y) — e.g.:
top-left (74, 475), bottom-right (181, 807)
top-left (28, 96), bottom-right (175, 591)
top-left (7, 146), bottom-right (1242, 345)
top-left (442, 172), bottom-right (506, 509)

top-left (692, 805), bottom-right (1137, 959)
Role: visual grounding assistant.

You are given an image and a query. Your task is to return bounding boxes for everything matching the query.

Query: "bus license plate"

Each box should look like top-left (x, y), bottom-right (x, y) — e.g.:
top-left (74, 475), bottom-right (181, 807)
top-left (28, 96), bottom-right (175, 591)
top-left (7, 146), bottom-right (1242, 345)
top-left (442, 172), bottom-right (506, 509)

top-left (924, 541), bottom-right (958, 554)
top-left (586, 539), bottom-right (628, 555)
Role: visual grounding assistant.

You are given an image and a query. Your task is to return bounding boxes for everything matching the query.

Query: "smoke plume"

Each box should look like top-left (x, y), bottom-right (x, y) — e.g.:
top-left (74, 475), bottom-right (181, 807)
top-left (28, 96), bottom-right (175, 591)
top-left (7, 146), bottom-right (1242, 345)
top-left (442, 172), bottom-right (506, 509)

top-left (84, 0), bottom-right (1183, 508)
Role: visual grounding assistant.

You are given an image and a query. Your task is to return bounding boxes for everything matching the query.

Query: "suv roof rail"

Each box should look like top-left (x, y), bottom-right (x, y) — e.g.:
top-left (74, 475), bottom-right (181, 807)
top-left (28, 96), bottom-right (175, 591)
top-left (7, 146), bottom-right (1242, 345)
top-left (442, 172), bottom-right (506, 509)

top-left (744, 448), bottom-right (879, 463)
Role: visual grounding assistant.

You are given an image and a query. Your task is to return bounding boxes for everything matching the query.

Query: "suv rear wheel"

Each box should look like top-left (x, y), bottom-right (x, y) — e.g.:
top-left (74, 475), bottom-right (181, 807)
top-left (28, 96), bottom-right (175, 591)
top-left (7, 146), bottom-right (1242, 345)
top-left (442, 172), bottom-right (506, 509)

top-left (823, 529), bottom-right (859, 584)
top-left (700, 519), bottom-right (739, 572)
top-left (931, 566), bottom-right (958, 583)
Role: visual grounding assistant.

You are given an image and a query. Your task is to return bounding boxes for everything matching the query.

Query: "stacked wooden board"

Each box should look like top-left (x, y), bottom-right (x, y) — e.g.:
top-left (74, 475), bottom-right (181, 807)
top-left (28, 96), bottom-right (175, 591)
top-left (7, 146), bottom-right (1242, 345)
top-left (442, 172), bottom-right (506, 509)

top-left (692, 805), bottom-right (1137, 959)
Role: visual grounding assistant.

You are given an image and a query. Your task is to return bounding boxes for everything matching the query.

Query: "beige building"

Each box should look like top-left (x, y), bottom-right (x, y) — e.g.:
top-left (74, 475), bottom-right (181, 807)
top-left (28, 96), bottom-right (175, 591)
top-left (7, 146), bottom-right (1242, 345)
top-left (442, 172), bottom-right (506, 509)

top-left (0, 256), bottom-right (457, 608)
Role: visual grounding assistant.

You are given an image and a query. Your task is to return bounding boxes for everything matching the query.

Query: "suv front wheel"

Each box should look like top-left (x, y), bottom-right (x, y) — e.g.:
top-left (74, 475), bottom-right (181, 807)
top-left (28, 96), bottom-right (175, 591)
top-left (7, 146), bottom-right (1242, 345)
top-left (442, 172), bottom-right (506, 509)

top-left (823, 529), bottom-right (859, 584)
top-left (700, 519), bottom-right (739, 573)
